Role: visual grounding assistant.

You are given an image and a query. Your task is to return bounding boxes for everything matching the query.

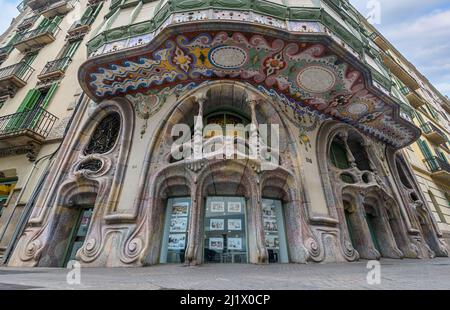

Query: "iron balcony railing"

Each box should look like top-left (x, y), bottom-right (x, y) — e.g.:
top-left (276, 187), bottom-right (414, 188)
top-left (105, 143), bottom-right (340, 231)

top-left (423, 156), bottom-right (450, 174)
top-left (0, 62), bottom-right (34, 82)
top-left (0, 45), bottom-right (14, 57)
top-left (68, 15), bottom-right (95, 32)
top-left (16, 21), bottom-right (60, 43)
top-left (421, 122), bottom-right (448, 141)
top-left (0, 107), bottom-right (57, 139)
top-left (400, 86), bottom-right (411, 97)
top-left (17, 15), bottom-right (39, 30)
top-left (40, 56), bottom-right (71, 76)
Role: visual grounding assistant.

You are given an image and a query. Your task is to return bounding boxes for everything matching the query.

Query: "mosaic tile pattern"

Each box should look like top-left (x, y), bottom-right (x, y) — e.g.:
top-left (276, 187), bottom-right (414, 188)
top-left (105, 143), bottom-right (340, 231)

top-left (82, 31), bottom-right (417, 148)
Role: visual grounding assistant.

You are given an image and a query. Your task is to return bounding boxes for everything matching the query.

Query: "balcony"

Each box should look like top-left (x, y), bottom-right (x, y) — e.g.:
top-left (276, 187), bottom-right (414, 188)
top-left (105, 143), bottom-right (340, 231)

top-left (0, 107), bottom-right (57, 160)
top-left (88, 0), bottom-right (103, 5)
top-left (0, 62), bottom-right (34, 97)
top-left (441, 99), bottom-right (450, 114)
top-left (370, 33), bottom-right (390, 52)
top-left (423, 156), bottom-right (450, 184)
top-left (400, 86), bottom-right (425, 109)
top-left (14, 22), bottom-right (60, 53)
top-left (382, 52), bottom-right (419, 91)
top-left (26, 0), bottom-right (60, 11)
top-left (66, 16), bottom-right (94, 41)
top-left (0, 45), bottom-right (14, 62)
top-left (37, 56), bottom-right (71, 81)
top-left (421, 122), bottom-right (448, 145)
top-left (17, 15), bottom-right (39, 32)
top-left (40, 0), bottom-right (74, 18)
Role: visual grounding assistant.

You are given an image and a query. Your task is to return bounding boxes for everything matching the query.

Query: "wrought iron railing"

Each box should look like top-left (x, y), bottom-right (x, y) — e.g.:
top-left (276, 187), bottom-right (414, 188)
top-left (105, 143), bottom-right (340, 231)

top-left (0, 107), bottom-right (57, 139)
top-left (68, 15), bottom-right (95, 32)
top-left (423, 156), bottom-right (450, 174)
top-left (421, 122), bottom-right (448, 141)
top-left (0, 62), bottom-right (34, 82)
top-left (15, 21), bottom-right (60, 43)
top-left (0, 45), bottom-right (14, 56)
top-left (17, 15), bottom-right (39, 30)
top-left (39, 56), bottom-right (71, 76)
top-left (400, 86), bottom-right (411, 97)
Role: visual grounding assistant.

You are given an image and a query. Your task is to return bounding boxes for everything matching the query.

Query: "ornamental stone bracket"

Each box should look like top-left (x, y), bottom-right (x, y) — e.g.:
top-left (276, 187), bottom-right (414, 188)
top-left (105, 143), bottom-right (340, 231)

top-left (0, 142), bottom-right (42, 162)
top-left (78, 21), bottom-right (420, 149)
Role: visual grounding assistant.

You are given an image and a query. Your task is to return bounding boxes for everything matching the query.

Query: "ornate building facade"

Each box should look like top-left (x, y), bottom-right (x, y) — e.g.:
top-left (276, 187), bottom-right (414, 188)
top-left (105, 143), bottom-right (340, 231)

top-left (0, 0), bottom-right (448, 267)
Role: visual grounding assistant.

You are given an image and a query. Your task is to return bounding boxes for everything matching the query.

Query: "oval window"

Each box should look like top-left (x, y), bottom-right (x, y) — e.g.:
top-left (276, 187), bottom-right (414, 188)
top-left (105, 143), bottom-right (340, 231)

top-left (84, 113), bottom-right (121, 155)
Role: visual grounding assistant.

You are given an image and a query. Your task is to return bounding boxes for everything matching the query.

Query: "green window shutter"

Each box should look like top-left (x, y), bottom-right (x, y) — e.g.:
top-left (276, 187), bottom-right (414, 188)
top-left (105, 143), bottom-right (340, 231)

top-left (17, 89), bottom-right (41, 112)
top-left (53, 15), bottom-right (63, 25)
top-left (415, 111), bottom-right (425, 125)
top-left (38, 17), bottom-right (50, 28)
top-left (40, 83), bottom-right (58, 109)
top-left (6, 89), bottom-right (41, 131)
top-left (418, 139), bottom-right (432, 158)
top-left (63, 40), bottom-right (81, 58)
top-left (93, 2), bottom-right (103, 18)
top-left (7, 33), bottom-right (19, 45)
top-left (81, 6), bottom-right (94, 19)
top-left (30, 83), bottom-right (58, 129)
top-left (418, 139), bottom-right (438, 171)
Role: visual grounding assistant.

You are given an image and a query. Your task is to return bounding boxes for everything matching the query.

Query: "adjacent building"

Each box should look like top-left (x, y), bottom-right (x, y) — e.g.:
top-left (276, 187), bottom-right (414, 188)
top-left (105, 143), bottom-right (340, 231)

top-left (0, 0), bottom-right (448, 267)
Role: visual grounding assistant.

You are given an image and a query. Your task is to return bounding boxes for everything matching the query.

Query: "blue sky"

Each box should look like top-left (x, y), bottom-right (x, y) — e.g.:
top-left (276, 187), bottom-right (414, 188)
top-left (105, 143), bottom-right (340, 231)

top-left (1, 0), bottom-right (449, 96)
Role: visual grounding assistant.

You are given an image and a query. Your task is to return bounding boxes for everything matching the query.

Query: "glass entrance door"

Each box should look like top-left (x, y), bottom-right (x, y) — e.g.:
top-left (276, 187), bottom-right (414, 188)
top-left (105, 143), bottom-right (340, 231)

top-left (262, 199), bottom-right (288, 263)
top-left (64, 207), bottom-right (93, 266)
top-left (160, 197), bottom-right (191, 263)
top-left (204, 197), bottom-right (247, 263)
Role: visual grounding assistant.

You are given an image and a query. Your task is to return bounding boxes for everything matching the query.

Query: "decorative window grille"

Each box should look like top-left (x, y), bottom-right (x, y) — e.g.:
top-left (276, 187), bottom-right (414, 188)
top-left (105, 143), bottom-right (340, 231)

top-left (84, 113), bottom-right (120, 155)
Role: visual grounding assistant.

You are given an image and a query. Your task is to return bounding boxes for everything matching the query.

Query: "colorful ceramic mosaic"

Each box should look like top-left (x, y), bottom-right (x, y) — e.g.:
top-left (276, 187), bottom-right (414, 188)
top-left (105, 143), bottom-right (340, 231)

top-left (82, 31), bottom-right (418, 148)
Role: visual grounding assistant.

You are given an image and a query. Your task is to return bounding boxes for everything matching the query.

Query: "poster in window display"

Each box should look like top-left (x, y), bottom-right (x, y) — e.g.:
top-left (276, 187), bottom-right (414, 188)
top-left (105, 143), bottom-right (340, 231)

top-left (264, 218), bottom-right (278, 232)
top-left (168, 233), bottom-right (186, 250)
top-left (265, 235), bottom-right (280, 249)
top-left (262, 202), bottom-right (276, 217)
top-left (209, 237), bottom-right (224, 250)
top-left (210, 219), bottom-right (224, 230)
top-left (210, 201), bottom-right (225, 213)
top-left (171, 202), bottom-right (189, 216)
top-left (228, 237), bottom-right (242, 250)
top-left (227, 219), bottom-right (242, 231)
top-left (170, 217), bottom-right (187, 232)
top-left (227, 202), bottom-right (242, 213)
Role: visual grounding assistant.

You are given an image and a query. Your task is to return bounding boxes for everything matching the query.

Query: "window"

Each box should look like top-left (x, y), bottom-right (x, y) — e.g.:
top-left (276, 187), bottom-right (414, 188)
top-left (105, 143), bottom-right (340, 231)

top-left (0, 176), bottom-right (18, 217)
top-left (347, 136), bottom-right (372, 171)
top-left (84, 113), bottom-right (121, 155)
top-left (0, 97), bottom-right (6, 110)
top-left (203, 111), bottom-right (249, 138)
top-left (7, 84), bottom-right (58, 130)
top-left (428, 190), bottom-right (447, 224)
top-left (330, 138), bottom-right (350, 169)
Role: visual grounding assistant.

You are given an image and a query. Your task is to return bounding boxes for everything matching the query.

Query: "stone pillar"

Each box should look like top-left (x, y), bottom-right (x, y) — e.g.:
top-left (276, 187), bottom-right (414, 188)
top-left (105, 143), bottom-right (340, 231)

top-left (248, 98), bottom-right (259, 160)
top-left (193, 95), bottom-right (205, 160)
top-left (341, 133), bottom-right (356, 168)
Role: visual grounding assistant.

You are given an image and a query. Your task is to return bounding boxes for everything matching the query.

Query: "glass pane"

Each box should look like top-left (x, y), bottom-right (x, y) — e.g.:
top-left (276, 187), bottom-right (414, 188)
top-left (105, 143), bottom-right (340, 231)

top-left (160, 198), bottom-right (191, 264)
top-left (204, 197), bottom-right (247, 263)
top-left (262, 199), bottom-right (288, 263)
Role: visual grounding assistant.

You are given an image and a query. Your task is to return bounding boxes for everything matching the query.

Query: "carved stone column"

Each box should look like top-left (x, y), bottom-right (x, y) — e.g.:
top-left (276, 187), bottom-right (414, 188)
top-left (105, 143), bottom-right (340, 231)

top-left (248, 98), bottom-right (259, 160)
top-left (193, 95), bottom-right (205, 160)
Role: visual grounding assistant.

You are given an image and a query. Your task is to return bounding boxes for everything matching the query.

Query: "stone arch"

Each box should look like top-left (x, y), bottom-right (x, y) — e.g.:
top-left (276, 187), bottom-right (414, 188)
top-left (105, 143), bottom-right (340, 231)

top-left (9, 98), bottom-right (135, 267)
top-left (126, 80), bottom-right (311, 266)
top-left (36, 181), bottom-right (99, 267)
top-left (317, 121), bottom-right (411, 262)
top-left (187, 159), bottom-right (264, 265)
top-left (260, 168), bottom-right (310, 263)
top-left (142, 166), bottom-right (193, 265)
top-left (387, 151), bottom-right (448, 257)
